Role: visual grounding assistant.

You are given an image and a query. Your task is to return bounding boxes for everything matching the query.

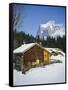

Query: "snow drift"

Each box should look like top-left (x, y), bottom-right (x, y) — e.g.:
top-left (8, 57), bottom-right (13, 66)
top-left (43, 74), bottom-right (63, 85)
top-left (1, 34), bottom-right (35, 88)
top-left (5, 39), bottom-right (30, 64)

top-left (13, 53), bottom-right (65, 86)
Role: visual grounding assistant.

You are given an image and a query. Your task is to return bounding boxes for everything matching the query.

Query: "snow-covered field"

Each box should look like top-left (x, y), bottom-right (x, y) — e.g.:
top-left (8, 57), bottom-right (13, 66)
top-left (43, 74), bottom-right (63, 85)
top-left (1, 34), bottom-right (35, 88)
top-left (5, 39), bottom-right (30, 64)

top-left (13, 54), bottom-right (65, 86)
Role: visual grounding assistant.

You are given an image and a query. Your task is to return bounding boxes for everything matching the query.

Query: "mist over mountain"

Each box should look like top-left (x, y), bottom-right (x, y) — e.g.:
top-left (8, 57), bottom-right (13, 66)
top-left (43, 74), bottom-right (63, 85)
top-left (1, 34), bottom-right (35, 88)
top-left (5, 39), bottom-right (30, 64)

top-left (37, 21), bottom-right (65, 40)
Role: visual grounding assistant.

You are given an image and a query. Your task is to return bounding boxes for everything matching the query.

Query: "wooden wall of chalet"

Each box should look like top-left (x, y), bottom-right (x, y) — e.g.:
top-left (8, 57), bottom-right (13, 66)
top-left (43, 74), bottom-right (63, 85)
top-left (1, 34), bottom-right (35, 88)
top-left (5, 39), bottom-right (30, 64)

top-left (44, 50), bottom-right (51, 64)
top-left (23, 45), bottom-right (44, 66)
top-left (23, 45), bottom-right (51, 67)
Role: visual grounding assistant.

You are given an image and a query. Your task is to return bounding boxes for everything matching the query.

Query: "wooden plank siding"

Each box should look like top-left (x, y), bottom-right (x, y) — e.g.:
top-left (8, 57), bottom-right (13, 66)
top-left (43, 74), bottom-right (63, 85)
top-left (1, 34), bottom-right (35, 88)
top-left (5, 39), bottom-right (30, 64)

top-left (44, 51), bottom-right (51, 64)
top-left (23, 45), bottom-right (44, 67)
top-left (23, 45), bottom-right (52, 67)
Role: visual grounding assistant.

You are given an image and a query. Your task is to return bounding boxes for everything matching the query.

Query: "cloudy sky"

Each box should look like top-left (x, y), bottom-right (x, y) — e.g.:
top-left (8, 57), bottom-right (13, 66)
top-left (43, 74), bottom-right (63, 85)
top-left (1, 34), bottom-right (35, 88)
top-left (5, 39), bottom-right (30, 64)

top-left (13, 4), bottom-right (66, 37)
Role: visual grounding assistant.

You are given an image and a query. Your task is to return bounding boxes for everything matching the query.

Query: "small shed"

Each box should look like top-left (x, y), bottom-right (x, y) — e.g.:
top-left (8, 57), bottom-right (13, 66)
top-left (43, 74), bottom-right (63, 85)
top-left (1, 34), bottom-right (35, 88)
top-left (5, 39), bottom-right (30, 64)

top-left (45, 48), bottom-right (64, 56)
top-left (13, 43), bottom-right (52, 72)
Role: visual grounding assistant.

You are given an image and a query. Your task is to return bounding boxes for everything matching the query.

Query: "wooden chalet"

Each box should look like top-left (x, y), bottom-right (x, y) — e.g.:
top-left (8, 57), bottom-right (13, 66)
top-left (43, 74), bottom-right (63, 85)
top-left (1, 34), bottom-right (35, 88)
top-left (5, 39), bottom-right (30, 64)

top-left (13, 43), bottom-right (52, 72)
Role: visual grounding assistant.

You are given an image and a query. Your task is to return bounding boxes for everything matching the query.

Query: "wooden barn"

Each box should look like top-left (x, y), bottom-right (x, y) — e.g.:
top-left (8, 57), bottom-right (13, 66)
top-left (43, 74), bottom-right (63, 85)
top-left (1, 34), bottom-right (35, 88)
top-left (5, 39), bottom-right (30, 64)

top-left (13, 43), bottom-right (52, 73)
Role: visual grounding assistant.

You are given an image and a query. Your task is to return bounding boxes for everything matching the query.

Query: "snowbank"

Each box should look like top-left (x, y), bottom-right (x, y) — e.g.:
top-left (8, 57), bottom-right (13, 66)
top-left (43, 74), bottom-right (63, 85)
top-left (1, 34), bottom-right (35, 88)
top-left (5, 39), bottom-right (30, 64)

top-left (13, 55), bottom-right (65, 86)
top-left (50, 55), bottom-right (65, 62)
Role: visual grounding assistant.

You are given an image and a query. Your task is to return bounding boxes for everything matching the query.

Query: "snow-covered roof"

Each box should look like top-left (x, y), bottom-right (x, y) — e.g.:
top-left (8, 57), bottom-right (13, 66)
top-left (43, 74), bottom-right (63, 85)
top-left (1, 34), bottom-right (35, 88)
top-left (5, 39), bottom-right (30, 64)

top-left (45, 48), bottom-right (65, 55)
top-left (45, 48), bottom-right (59, 53)
top-left (51, 55), bottom-right (64, 61)
top-left (13, 43), bottom-right (52, 54)
top-left (13, 43), bottom-right (36, 54)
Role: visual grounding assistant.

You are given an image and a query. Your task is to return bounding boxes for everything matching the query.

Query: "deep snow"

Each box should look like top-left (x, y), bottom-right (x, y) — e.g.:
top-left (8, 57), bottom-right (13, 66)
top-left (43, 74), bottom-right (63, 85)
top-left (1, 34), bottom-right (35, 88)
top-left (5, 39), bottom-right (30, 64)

top-left (13, 54), bottom-right (65, 86)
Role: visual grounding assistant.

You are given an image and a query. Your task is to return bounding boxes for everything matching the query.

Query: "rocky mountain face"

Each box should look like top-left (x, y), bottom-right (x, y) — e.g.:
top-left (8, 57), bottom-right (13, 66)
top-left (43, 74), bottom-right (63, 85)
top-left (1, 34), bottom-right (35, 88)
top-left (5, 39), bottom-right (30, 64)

top-left (37, 21), bottom-right (65, 40)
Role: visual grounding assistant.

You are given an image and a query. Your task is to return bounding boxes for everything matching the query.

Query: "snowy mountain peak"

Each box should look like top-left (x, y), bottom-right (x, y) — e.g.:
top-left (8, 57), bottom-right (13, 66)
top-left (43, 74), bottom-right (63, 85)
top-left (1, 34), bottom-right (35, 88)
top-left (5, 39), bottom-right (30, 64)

top-left (37, 21), bottom-right (65, 40)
